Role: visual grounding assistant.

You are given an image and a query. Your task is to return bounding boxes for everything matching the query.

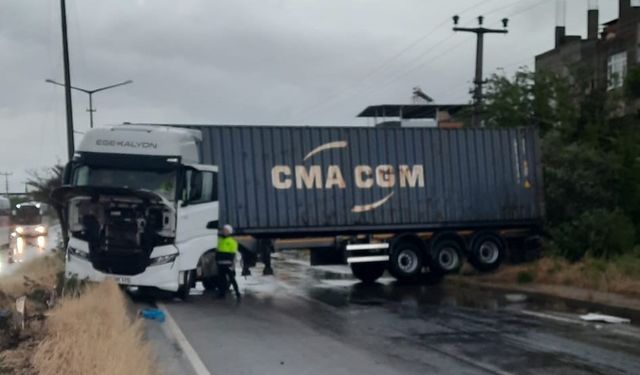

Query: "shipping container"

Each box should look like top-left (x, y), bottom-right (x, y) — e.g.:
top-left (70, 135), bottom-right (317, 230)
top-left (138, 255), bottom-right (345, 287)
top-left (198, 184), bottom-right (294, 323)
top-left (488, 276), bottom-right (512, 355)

top-left (191, 126), bottom-right (544, 236)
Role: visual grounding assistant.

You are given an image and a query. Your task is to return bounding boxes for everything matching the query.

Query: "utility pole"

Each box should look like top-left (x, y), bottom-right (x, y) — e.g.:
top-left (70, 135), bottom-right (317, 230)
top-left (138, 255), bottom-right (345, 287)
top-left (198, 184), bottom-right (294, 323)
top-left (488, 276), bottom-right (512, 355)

top-left (0, 172), bottom-right (12, 197)
top-left (60, 0), bottom-right (75, 160)
top-left (453, 15), bottom-right (509, 127)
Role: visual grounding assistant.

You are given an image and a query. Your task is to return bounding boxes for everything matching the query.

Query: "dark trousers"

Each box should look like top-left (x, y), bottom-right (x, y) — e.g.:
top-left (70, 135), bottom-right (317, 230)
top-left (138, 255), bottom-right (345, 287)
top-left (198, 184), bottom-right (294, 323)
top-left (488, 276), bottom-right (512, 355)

top-left (216, 252), bottom-right (240, 298)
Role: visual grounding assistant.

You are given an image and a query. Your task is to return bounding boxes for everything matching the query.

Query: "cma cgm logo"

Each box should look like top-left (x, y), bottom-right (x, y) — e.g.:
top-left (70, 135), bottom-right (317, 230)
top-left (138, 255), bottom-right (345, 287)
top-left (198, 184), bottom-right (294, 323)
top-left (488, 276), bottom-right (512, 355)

top-left (271, 141), bottom-right (425, 213)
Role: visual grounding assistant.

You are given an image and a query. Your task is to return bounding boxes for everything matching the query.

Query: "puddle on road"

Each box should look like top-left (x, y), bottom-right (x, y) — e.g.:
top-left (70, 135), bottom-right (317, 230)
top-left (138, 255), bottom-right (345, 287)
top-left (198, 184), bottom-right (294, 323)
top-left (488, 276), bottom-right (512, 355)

top-left (237, 254), bottom-right (640, 326)
top-left (277, 260), bottom-right (640, 326)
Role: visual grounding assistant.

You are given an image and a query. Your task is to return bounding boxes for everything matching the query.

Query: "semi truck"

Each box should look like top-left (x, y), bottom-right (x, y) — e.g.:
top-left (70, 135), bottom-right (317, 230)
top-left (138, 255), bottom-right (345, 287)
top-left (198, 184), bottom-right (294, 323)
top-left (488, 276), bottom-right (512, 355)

top-left (53, 124), bottom-right (543, 298)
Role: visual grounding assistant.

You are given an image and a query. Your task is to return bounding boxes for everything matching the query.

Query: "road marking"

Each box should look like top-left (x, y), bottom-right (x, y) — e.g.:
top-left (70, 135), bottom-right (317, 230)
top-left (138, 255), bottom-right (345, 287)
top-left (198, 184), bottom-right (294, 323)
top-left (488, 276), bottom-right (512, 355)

top-left (520, 310), bottom-right (582, 325)
top-left (157, 302), bottom-right (212, 375)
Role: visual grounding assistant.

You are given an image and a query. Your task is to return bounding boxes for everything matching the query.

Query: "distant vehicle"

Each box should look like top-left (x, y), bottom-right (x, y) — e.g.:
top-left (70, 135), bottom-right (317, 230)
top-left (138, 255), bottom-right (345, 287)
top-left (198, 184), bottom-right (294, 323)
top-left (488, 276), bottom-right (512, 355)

top-left (0, 197), bottom-right (9, 247)
top-left (12, 202), bottom-right (48, 237)
top-left (54, 124), bottom-right (543, 298)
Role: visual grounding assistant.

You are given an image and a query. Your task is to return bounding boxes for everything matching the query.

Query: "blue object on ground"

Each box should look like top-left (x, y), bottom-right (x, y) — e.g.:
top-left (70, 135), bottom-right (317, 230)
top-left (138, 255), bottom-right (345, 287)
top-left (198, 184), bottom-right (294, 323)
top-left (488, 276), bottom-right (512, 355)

top-left (140, 308), bottom-right (166, 322)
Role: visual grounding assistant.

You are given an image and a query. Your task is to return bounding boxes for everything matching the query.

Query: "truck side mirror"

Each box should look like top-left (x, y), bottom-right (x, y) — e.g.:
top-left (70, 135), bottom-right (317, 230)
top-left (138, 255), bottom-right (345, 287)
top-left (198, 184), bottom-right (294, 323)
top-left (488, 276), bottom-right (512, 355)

top-left (206, 220), bottom-right (218, 229)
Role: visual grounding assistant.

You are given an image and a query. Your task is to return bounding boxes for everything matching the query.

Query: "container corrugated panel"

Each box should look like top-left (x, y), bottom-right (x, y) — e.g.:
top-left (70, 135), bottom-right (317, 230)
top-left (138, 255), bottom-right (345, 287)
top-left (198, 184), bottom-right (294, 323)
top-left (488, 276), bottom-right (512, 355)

top-left (193, 126), bottom-right (543, 235)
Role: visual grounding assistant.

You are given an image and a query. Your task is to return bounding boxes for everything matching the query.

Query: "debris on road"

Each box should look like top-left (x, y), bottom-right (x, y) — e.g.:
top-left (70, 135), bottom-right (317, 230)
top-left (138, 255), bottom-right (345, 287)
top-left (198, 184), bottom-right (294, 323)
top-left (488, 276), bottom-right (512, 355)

top-left (505, 293), bottom-right (528, 303)
top-left (139, 308), bottom-right (166, 322)
top-left (580, 313), bottom-right (631, 324)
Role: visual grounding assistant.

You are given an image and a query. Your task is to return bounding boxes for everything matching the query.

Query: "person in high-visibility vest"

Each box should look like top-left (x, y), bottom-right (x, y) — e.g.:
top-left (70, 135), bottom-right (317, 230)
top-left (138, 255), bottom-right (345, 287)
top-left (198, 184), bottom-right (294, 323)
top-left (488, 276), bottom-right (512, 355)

top-left (216, 224), bottom-right (240, 299)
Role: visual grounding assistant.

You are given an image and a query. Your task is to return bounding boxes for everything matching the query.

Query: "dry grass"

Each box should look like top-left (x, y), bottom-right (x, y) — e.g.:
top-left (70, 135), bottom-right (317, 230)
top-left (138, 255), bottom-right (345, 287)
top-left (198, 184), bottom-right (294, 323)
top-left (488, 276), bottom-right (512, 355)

top-left (478, 255), bottom-right (640, 298)
top-left (0, 255), bottom-right (64, 374)
top-left (0, 255), bottom-right (62, 298)
top-left (32, 279), bottom-right (156, 375)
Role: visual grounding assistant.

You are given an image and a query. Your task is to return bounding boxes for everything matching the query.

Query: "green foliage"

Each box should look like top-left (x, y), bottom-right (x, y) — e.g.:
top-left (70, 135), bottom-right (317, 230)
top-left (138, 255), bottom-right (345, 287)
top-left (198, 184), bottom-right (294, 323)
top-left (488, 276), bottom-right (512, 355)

top-left (624, 65), bottom-right (640, 99)
top-left (483, 69), bottom-right (577, 135)
top-left (516, 270), bottom-right (534, 284)
top-left (551, 209), bottom-right (635, 261)
top-left (484, 68), bottom-right (640, 262)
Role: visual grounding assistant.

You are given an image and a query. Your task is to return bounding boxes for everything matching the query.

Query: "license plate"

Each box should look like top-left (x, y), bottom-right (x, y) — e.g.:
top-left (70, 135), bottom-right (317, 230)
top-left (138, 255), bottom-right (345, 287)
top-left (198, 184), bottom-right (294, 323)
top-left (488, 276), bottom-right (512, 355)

top-left (111, 276), bottom-right (132, 284)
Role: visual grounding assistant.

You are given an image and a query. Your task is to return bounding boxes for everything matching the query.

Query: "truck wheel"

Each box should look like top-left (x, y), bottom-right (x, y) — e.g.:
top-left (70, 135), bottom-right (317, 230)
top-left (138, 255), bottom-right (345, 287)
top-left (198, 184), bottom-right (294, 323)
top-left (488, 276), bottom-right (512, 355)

top-left (350, 263), bottom-right (385, 284)
top-left (388, 242), bottom-right (423, 283)
top-left (430, 239), bottom-right (463, 274)
top-left (469, 235), bottom-right (505, 272)
top-left (176, 270), bottom-right (195, 301)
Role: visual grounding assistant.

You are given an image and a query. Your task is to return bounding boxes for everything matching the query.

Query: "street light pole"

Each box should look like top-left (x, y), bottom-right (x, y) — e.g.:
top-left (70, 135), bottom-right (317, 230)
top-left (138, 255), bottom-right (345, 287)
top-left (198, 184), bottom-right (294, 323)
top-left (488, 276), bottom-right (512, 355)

top-left (45, 79), bottom-right (133, 128)
top-left (453, 15), bottom-right (509, 128)
top-left (0, 172), bottom-right (12, 197)
top-left (88, 92), bottom-right (95, 128)
top-left (60, 0), bottom-right (74, 160)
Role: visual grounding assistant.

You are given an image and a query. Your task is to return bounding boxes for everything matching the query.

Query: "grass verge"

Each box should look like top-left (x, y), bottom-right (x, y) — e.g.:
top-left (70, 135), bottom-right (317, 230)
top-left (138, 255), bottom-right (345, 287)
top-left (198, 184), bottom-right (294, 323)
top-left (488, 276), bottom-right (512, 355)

top-left (469, 254), bottom-right (640, 298)
top-left (33, 280), bottom-right (155, 375)
top-left (0, 255), bottom-right (156, 375)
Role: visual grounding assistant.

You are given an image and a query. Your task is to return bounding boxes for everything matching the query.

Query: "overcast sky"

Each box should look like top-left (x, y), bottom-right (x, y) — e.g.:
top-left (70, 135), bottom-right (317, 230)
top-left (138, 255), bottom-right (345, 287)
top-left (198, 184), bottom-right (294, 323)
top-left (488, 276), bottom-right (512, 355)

top-left (0, 0), bottom-right (620, 192)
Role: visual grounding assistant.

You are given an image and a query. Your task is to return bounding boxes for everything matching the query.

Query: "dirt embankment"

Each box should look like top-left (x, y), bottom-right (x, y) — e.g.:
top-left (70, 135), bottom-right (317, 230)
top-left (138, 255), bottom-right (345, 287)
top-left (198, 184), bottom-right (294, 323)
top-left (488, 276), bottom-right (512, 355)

top-left (0, 255), bottom-right (156, 375)
top-left (454, 255), bottom-right (640, 309)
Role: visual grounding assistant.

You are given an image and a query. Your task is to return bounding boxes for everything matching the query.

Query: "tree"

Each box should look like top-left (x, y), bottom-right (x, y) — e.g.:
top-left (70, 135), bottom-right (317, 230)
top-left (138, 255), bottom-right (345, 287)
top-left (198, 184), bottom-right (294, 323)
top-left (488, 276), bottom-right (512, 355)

top-left (482, 68), bottom-right (638, 261)
top-left (26, 165), bottom-right (64, 205)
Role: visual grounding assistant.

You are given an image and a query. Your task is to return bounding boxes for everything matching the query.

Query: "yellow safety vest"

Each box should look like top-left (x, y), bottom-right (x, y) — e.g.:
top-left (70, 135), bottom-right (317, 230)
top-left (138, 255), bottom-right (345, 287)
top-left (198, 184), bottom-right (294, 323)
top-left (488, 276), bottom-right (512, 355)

top-left (218, 236), bottom-right (238, 254)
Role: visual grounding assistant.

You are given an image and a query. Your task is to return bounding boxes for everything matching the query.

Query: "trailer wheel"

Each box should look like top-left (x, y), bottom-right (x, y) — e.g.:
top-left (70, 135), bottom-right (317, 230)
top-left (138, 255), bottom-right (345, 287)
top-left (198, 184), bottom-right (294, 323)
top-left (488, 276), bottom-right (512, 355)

top-left (176, 270), bottom-right (195, 301)
top-left (469, 234), bottom-right (505, 272)
top-left (388, 242), bottom-right (423, 282)
top-left (350, 262), bottom-right (385, 284)
top-left (430, 239), bottom-right (463, 274)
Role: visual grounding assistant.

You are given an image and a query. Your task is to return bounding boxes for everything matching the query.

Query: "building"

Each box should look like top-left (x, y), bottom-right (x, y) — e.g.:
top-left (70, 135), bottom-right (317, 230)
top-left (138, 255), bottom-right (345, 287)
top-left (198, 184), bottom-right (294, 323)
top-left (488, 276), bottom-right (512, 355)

top-left (357, 104), bottom-right (470, 128)
top-left (536, 1), bottom-right (640, 100)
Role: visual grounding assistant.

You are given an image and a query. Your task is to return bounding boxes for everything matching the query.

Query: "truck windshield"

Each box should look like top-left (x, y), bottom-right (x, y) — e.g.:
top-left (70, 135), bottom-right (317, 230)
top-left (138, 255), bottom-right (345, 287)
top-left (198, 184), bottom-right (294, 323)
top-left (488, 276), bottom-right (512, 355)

top-left (13, 205), bottom-right (42, 225)
top-left (73, 166), bottom-right (177, 201)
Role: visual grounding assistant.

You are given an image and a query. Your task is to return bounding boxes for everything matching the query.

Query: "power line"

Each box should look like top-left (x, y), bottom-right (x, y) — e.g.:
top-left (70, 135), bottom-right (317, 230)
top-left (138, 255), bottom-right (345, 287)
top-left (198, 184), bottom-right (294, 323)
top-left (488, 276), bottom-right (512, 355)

top-left (290, 0), bottom-right (502, 120)
top-left (453, 15), bottom-right (509, 127)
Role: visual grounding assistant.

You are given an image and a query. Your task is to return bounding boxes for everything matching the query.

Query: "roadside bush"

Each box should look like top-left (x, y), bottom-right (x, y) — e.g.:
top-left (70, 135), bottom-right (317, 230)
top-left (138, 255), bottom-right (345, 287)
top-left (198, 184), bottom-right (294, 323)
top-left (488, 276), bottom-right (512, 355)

top-left (516, 271), bottom-right (534, 284)
top-left (551, 209), bottom-right (635, 262)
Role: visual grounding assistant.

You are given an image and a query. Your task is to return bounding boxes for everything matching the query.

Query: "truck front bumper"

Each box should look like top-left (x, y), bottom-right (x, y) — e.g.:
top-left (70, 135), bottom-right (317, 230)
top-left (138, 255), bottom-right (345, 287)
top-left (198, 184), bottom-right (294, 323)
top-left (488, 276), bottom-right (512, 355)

top-left (65, 255), bottom-right (180, 292)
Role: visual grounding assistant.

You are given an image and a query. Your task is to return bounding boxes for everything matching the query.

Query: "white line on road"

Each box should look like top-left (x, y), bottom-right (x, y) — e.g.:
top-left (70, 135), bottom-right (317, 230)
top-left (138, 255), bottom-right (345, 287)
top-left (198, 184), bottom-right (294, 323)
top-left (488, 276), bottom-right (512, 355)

top-left (520, 310), bottom-right (583, 325)
top-left (157, 302), bottom-right (212, 375)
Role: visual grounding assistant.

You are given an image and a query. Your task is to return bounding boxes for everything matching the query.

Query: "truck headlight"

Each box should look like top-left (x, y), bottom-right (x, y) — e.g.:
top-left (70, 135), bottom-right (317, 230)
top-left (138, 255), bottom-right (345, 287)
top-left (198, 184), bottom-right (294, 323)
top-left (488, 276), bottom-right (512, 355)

top-left (149, 253), bottom-right (178, 266)
top-left (36, 225), bottom-right (46, 234)
top-left (15, 226), bottom-right (24, 234)
top-left (68, 246), bottom-right (89, 260)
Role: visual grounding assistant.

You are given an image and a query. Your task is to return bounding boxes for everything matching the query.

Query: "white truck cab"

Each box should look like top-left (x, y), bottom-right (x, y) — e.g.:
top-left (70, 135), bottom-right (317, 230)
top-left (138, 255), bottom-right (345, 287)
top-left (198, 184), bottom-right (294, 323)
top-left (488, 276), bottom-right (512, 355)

top-left (54, 125), bottom-right (219, 298)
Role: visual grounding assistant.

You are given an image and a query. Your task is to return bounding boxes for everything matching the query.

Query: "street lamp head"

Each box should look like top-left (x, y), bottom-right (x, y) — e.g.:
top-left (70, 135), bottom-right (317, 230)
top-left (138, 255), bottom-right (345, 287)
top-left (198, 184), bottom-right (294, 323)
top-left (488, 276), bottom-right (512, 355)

top-left (502, 18), bottom-right (509, 28)
top-left (453, 15), bottom-right (460, 25)
top-left (478, 16), bottom-right (484, 25)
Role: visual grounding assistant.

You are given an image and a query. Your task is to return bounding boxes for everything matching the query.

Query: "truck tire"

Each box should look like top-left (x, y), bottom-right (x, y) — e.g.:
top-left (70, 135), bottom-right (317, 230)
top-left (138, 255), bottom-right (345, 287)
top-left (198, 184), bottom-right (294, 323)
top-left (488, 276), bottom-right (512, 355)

top-left (176, 270), bottom-right (195, 301)
top-left (350, 263), bottom-right (385, 284)
top-left (388, 242), bottom-right (423, 283)
top-left (430, 239), bottom-right (463, 274)
top-left (469, 234), bottom-right (505, 272)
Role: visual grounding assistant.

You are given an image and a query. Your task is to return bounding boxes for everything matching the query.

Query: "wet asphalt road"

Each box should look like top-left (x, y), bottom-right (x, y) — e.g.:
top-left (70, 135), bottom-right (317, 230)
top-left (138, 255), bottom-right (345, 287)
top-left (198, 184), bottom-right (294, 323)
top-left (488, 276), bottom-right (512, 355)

top-left (0, 225), bottom-right (60, 276)
top-left (161, 253), bottom-right (640, 375)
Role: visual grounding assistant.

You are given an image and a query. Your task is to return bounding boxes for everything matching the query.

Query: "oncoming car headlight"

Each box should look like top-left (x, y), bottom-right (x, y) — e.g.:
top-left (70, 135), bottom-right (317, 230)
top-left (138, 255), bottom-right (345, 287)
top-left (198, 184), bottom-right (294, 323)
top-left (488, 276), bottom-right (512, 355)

top-left (149, 253), bottom-right (178, 266)
top-left (36, 225), bottom-right (46, 234)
